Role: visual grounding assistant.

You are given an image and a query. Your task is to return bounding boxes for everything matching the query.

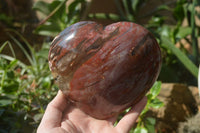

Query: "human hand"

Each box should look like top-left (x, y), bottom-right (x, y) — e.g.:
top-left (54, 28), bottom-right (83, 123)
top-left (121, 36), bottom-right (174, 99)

top-left (37, 90), bottom-right (147, 133)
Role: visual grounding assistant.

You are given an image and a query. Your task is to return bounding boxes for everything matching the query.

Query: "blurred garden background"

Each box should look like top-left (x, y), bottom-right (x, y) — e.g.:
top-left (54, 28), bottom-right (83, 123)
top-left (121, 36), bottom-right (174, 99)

top-left (0, 0), bottom-right (200, 132)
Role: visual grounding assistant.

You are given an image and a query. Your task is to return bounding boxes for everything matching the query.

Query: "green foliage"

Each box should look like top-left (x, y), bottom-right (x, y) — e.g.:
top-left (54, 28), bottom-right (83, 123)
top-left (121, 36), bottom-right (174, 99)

top-left (115, 82), bottom-right (163, 133)
top-left (88, 0), bottom-right (148, 21)
top-left (161, 36), bottom-right (198, 78)
top-left (0, 32), bottom-right (57, 132)
top-left (150, 0), bottom-right (200, 82)
top-left (132, 81), bottom-right (163, 133)
top-left (33, 0), bottom-right (86, 37)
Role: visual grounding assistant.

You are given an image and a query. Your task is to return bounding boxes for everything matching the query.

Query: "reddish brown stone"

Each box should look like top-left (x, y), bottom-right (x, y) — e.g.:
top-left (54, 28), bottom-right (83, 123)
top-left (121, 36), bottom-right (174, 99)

top-left (49, 21), bottom-right (162, 119)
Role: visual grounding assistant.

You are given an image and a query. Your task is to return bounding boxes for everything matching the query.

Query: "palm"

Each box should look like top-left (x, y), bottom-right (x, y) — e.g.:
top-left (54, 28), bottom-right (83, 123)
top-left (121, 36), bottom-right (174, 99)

top-left (37, 91), bottom-right (147, 133)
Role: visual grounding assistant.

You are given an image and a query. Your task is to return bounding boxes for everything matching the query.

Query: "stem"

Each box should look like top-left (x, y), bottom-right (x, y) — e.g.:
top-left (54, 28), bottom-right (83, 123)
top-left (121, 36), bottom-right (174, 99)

top-left (0, 41), bottom-right (16, 58)
top-left (191, 0), bottom-right (199, 65)
top-left (38, 0), bottom-right (67, 26)
top-left (114, 0), bottom-right (127, 20)
top-left (0, 70), bottom-right (6, 92)
top-left (198, 65), bottom-right (200, 96)
top-left (80, 0), bottom-right (93, 20)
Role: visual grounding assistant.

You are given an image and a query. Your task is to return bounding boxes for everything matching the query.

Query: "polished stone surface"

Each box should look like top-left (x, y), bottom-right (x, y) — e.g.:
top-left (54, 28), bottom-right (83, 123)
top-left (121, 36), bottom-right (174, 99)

top-left (49, 21), bottom-right (162, 119)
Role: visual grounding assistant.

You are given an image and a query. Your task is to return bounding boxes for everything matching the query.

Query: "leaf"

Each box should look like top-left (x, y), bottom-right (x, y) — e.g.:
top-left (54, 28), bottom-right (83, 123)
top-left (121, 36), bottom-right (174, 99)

top-left (176, 27), bottom-right (192, 39)
top-left (88, 13), bottom-right (120, 21)
top-left (0, 99), bottom-right (12, 107)
top-left (131, 0), bottom-right (145, 12)
top-left (173, 1), bottom-right (185, 22)
top-left (140, 106), bottom-right (149, 116)
top-left (37, 49), bottom-right (49, 58)
top-left (34, 22), bottom-right (62, 36)
top-left (0, 41), bottom-right (9, 53)
top-left (42, 77), bottom-right (51, 88)
top-left (6, 60), bottom-right (18, 69)
top-left (149, 81), bottom-right (162, 99)
top-left (148, 16), bottom-right (165, 27)
top-left (198, 65), bottom-right (200, 97)
top-left (144, 117), bottom-right (156, 133)
top-left (159, 25), bottom-right (172, 37)
top-left (0, 41), bottom-right (16, 57)
top-left (33, 113), bottom-right (43, 122)
top-left (146, 93), bottom-right (153, 100)
top-left (2, 79), bottom-right (19, 94)
top-left (0, 54), bottom-right (26, 68)
top-left (145, 117), bottom-right (156, 125)
top-left (48, 0), bottom-right (67, 21)
top-left (0, 13), bottom-right (13, 25)
top-left (68, 0), bottom-right (84, 13)
top-left (34, 0), bottom-right (67, 35)
top-left (161, 36), bottom-right (198, 78)
top-left (6, 71), bottom-right (15, 79)
top-left (0, 109), bottom-right (5, 116)
top-left (157, 5), bottom-right (170, 11)
top-left (134, 127), bottom-right (148, 133)
top-left (67, 0), bottom-right (84, 21)
top-left (122, 0), bottom-right (132, 18)
top-left (7, 33), bottom-right (34, 65)
top-left (149, 98), bottom-right (164, 109)
top-left (186, 3), bottom-right (194, 13)
top-left (32, 1), bottom-right (50, 15)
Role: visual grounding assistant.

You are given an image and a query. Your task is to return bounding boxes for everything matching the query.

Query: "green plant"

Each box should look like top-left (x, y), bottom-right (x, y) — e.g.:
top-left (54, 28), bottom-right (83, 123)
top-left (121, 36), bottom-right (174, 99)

top-left (33, 0), bottom-right (87, 37)
top-left (88, 0), bottom-right (168, 22)
top-left (0, 31), bottom-right (57, 132)
top-left (115, 81), bottom-right (163, 133)
top-left (0, 13), bottom-right (13, 27)
top-left (155, 0), bottom-right (200, 85)
top-left (157, 0), bottom-right (199, 78)
top-left (131, 81), bottom-right (163, 133)
top-left (161, 36), bottom-right (198, 78)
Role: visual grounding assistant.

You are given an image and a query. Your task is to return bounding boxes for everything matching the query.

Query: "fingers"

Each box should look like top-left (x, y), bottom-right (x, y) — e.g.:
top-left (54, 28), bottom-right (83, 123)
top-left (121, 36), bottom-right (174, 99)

top-left (37, 90), bottom-right (69, 132)
top-left (106, 115), bottom-right (118, 125)
top-left (116, 96), bottom-right (147, 133)
top-left (48, 90), bottom-right (69, 112)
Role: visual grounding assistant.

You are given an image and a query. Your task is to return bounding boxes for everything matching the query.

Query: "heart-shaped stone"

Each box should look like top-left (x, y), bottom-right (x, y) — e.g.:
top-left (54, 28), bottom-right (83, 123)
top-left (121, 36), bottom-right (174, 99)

top-left (49, 21), bottom-right (162, 119)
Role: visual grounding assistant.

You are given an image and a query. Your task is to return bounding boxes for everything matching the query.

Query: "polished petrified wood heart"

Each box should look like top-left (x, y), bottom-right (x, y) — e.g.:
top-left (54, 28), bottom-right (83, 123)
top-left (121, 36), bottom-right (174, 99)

top-left (49, 21), bottom-right (162, 119)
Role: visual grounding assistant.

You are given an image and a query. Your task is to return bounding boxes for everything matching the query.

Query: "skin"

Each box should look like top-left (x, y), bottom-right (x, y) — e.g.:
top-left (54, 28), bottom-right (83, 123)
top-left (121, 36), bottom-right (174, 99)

top-left (37, 90), bottom-right (147, 133)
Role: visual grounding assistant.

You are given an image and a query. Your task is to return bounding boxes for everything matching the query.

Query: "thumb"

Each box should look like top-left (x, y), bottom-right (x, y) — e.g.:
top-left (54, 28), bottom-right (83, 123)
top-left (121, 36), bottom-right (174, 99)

top-left (115, 96), bottom-right (147, 133)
